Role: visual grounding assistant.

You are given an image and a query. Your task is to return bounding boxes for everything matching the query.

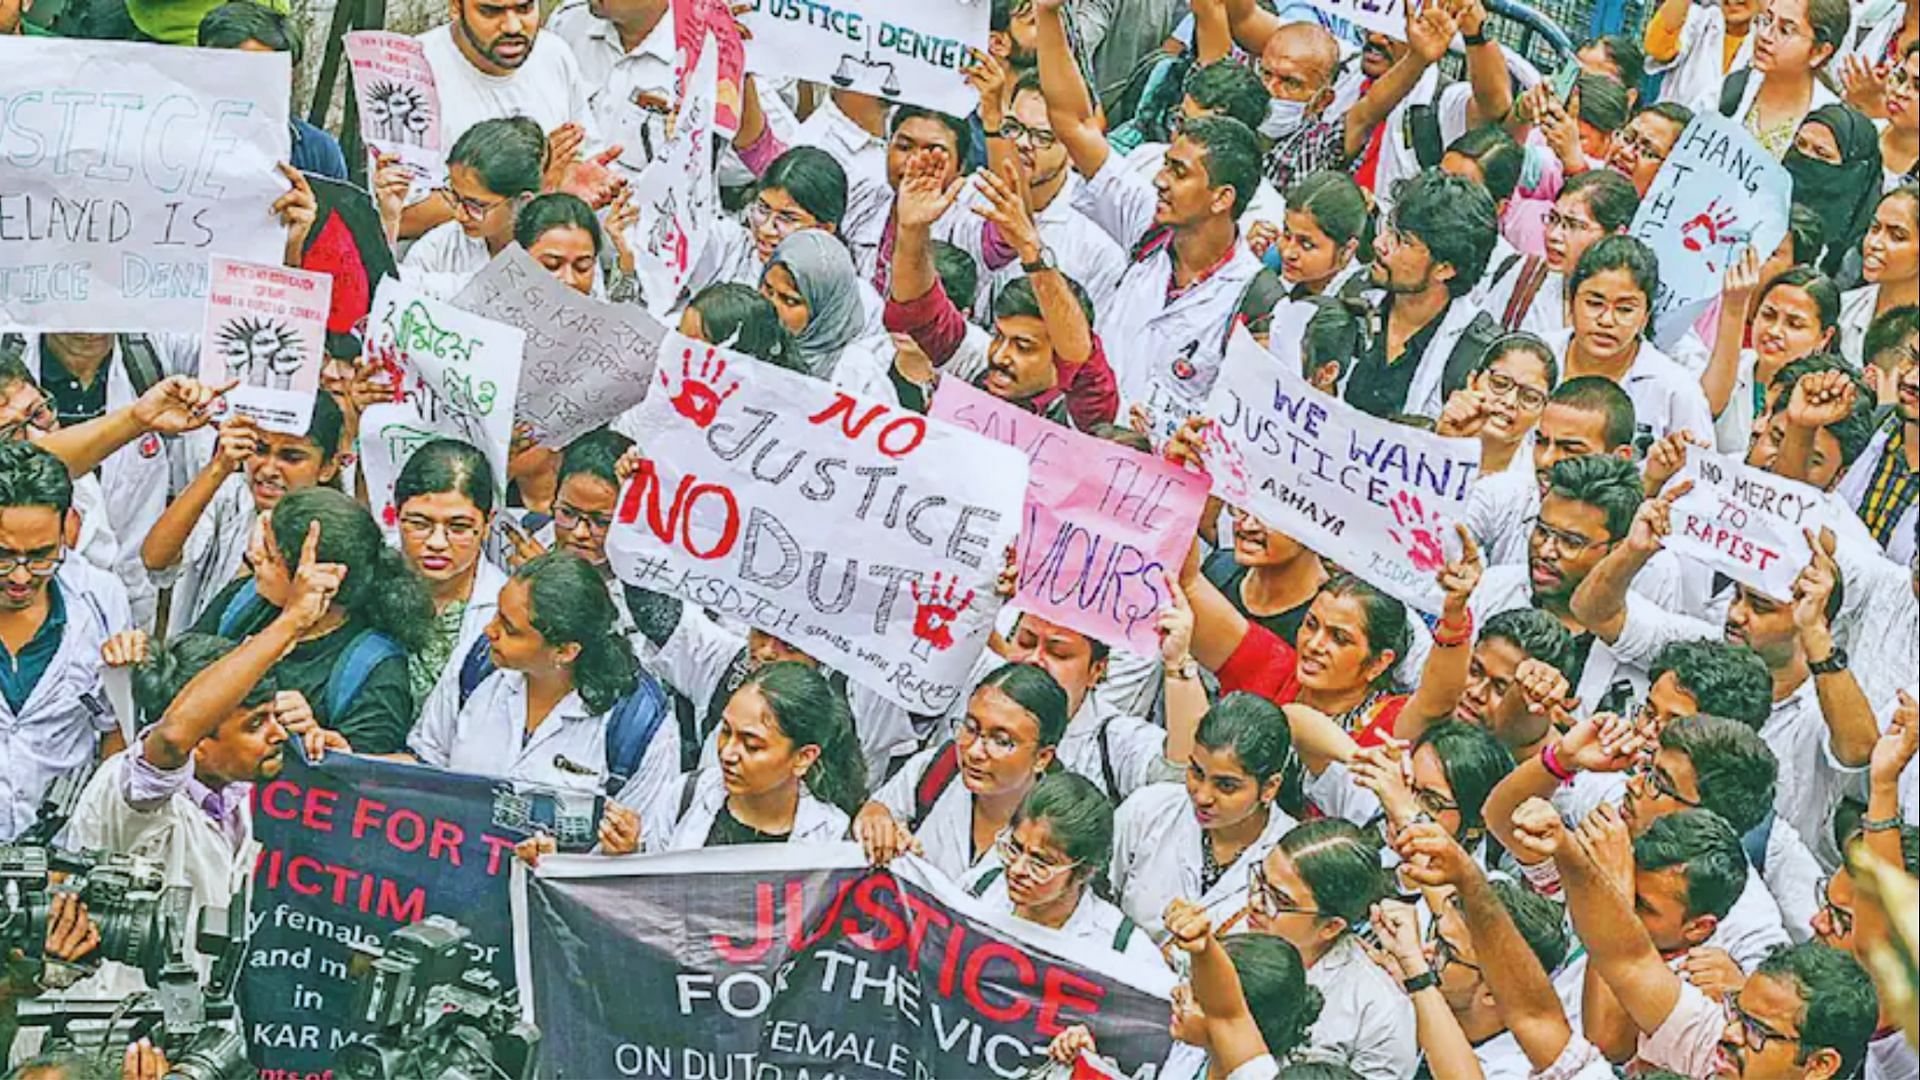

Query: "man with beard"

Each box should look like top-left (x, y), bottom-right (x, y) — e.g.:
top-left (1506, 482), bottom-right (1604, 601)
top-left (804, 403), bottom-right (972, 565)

top-left (410, 0), bottom-right (618, 240)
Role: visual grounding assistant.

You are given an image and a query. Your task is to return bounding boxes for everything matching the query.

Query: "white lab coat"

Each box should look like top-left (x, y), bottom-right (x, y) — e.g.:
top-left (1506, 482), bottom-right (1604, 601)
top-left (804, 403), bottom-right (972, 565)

top-left (1109, 781), bottom-right (1298, 940)
top-left (654, 766), bottom-right (851, 852)
top-left (0, 578), bottom-right (117, 841)
top-left (1545, 328), bottom-right (1717, 447)
top-left (411, 559), bottom-right (510, 726)
top-left (1377, 299), bottom-right (1498, 420)
top-left (1651, 4), bottom-right (1755, 111)
top-left (1297, 934), bottom-right (1420, 1079)
top-left (869, 741), bottom-right (994, 882)
top-left (1054, 692), bottom-right (1173, 804)
top-left (1838, 284), bottom-right (1883, 368)
top-left (957, 859), bottom-right (1170, 972)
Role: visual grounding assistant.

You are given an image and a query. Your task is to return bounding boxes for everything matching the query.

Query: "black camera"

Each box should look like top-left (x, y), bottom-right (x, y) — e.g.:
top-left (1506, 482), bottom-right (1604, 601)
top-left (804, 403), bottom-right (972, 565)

top-left (335, 915), bottom-right (539, 1080)
top-left (0, 846), bottom-right (192, 984)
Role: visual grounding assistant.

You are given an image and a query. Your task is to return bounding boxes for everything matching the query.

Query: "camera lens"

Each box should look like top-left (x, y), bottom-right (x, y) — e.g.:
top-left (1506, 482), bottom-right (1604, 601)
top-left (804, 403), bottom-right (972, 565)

top-left (166, 1027), bottom-right (252, 1080)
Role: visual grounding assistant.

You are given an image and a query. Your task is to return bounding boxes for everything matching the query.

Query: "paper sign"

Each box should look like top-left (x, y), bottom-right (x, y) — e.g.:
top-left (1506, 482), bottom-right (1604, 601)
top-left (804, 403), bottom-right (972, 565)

top-left (673, 0), bottom-right (747, 135)
top-left (1629, 113), bottom-right (1792, 348)
top-left (0, 38), bottom-right (291, 333)
top-left (452, 246), bottom-right (667, 447)
top-left (198, 258), bottom-right (330, 434)
top-left (1667, 449), bottom-right (1824, 600)
top-left (738, 0), bottom-right (988, 117)
top-left (1282, 0), bottom-right (1406, 41)
top-left (1201, 325), bottom-right (1481, 613)
top-left (360, 278), bottom-right (525, 529)
top-left (606, 336), bottom-right (1028, 713)
top-left (628, 35), bottom-right (720, 316)
top-left (931, 378), bottom-right (1207, 653)
top-left (345, 31), bottom-right (443, 182)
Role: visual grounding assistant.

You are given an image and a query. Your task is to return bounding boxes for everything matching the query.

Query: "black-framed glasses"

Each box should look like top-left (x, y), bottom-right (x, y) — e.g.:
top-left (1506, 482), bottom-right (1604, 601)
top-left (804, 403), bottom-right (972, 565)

top-left (998, 119), bottom-right (1059, 151)
top-left (994, 830), bottom-right (1080, 885)
top-left (1530, 519), bottom-right (1616, 557)
top-left (1426, 919), bottom-right (1481, 976)
top-left (1483, 371), bottom-right (1549, 412)
top-left (553, 502), bottom-right (613, 535)
top-left (0, 395), bottom-right (56, 442)
top-left (956, 715), bottom-right (1026, 758)
top-left (746, 198), bottom-right (814, 238)
top-left (1727, 995), bottom-right (1801, 1054)
top-left (1248, 860), bottom-right (1328, 919)
top-left (0, 547), bottom-right (65, 578)
top-left (1612, 126), bottom-right (1670, 163)
top-left (1413, 786), bottom-right (1460, 817)
top-left (1816, 874), bottom-right (1854, 937)
top-left (398, 514), bottom-right (484, 542)
top-left (438, 186), bottom-right (509, 220)
top-left (1629, 761), bottom-right (1701, 807)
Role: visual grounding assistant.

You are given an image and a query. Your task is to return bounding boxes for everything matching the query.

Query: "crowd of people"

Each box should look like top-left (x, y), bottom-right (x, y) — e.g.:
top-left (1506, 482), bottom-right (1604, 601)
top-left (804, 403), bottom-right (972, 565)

top-left (0, 0), bottom-right (1916, 1072)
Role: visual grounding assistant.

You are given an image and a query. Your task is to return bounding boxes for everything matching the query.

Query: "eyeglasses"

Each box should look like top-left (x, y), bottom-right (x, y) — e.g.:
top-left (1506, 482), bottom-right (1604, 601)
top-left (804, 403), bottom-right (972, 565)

top-left (1612, 127), bottom-right (1670, 164)
top-left (0, 547), bottom-right (64, 578)
top-left (553, 502), bottom-right (613, 535)
top-left (994, 831), bottom-right (1081, 884)
top-left (1544, 207), bottom-right (1601, 235)
top-left (1530, 519), bottom-right (1615, 556)
top-left (1891, 65), bottom-right (1916, 94)
top-left (1727, 995), bottom-right (1801, 1054)
top-left (1816, 875), bottom-right (1854, 937)
top-left (1629, 760), bottom-right (1701, 807)
top-left (1483, 371), bottom-right (1549, 412)
top-left (1753, 11), bottom-right (1809, 39)
top-left (1414, 786), bottom-right (1460, 817)
top-left (398, 514), bottom-right (483, 542)
top-left (438, 186), bottom-right (509, 220)
top-left (746, 198), bottom-right (815, 239)
top-left (956, 715), bottom-right (1027, 758)
top-left (998, 119), bottom-right (1059, 150)
top-left (1426, 920), bottom-right (1481, 976)
top-left (1248, 861), bottom-right (1328, 919)
top-left (0, 396), bottom-right (57, 443)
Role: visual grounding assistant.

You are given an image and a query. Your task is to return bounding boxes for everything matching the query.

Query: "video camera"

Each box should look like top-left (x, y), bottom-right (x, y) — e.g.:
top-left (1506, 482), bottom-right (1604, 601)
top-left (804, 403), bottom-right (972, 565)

top-left (336, 915), bottom-right (539, 1080)
top-left (2, 845), bottom-right (252, 1080)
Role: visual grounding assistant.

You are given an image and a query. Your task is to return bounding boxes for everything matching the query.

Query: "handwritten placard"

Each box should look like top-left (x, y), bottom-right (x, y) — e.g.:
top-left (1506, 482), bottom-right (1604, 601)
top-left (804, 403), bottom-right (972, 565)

top-left (738, 0), bottom-right (988, 117)
top-left (198, 258), bottom-right (330, 434)
top-left (606, 336), bottom-right (1028, 712)
top-left (345, 31), bottom-right (443, 182)
top-left (673, 0), bottom-right (747, 135)
top-left (1201, 325), bottom-right (1480, 613)
top-left (1285, 0), bottom-right (1407, 41)
top-left (360, 278), bottom-right (525, 529)
top-left (628, 35), bottom-right (720, 317)
top-left (1667, 449), bottom-right (1824, 600)
top-left (0, 38), bottom-right (290, 332)
top-left (931, 378), bottom-right (1206, 653)
top-left (1629, 113), bottom-right (1793, 347)
top-left (452, 246), bottom-right (667, 447)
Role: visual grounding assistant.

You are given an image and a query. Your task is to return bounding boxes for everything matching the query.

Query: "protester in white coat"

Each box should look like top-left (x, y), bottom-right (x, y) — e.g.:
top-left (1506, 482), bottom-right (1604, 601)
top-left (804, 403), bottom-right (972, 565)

top-left (392, 440), bottom-right (511, 721)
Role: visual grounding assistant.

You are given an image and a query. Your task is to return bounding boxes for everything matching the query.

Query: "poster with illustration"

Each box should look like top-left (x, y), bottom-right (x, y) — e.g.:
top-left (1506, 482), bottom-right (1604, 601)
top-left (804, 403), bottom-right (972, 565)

top-left (628, 34), bottom-right (720, 316)
top-left (198, 258), bottom-right (331, 434)
top-left (737, 0), bottom-right (987, 116)
top-left (345, 31), bottom-right (443, 182)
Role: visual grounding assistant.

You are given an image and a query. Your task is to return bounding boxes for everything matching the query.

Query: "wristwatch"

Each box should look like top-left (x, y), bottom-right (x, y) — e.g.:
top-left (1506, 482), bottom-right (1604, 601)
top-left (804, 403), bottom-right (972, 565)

top-left (1168, 655), bottom-right (1200, 681)
top-left (1021, 246), bottom-right (1057, 275)
top-left (1809, 647), bottom-right (1849, 676)
top-left (1402, 970), bottom-right (1439, 994)
top-left (1462, 28), bottom-right (1488, 44)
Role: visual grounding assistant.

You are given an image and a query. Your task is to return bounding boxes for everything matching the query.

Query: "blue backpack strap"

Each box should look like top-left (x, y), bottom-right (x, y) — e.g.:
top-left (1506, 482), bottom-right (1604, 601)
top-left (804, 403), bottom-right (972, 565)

top-left (326, 630), bottom-right (406, 722)
top-left (603, 673), bottom-right (671, 796)
top-left (1741, 812), bottom-right (1774, 877)
top-left (216, 579), bottom-right (263, 639)
top-left (456, 634), bottom-right (496, 708)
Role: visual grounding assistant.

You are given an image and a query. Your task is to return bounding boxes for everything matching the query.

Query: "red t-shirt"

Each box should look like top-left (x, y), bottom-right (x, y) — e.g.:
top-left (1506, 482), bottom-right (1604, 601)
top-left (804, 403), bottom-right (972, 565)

top-left (1215, 622), bottom-right (1408, 747)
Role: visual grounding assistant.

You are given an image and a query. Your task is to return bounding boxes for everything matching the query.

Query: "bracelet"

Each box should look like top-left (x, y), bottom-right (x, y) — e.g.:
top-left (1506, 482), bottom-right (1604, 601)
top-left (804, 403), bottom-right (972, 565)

top-left (1861, 815), bottom-right (1904, 833)
top-left (1432, 611), bottom-right (1474, 648)
top-left (1540, 742), bottom-right (1574, 786)
top-left (1463, 29), bottom-right (1488, 44)
top-left (1402, 970), bottom-right (1439, 994)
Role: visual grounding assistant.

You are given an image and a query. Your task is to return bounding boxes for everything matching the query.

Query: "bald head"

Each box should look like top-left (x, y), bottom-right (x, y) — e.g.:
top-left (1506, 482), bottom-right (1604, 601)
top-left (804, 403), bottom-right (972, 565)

top-left (1262, 23), bottom-right (1340, 102)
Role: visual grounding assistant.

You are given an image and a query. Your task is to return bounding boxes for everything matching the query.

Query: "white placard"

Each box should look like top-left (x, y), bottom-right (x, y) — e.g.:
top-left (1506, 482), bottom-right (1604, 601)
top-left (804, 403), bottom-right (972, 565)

top-left (1667, 449), bottom-right (1825, 601)
top-left (198, 258), bottom-right (330, 435)
top-left (738, 0), bottom-right (988, 117)
top-left (345, 31), bottom-right (444, 183)
top-left (606, 336), bottom-right (1028, 712)
top-left (628, 34), bottom-right (720, 316)
top-left (0, 38), bottom-right (291, 333)
top-left (1200, 324), bottom-right (1481, 613)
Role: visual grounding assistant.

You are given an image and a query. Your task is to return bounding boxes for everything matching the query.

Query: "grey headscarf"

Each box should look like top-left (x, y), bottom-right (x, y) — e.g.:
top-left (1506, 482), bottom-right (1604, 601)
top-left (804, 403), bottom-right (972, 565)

top-left (763, 229), bottom-right (865, 378)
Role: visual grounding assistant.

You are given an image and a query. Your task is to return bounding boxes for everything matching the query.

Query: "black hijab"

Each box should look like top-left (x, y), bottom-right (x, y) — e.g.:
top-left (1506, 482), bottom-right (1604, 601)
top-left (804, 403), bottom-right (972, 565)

top-left (1785, 104), bottom-right (1886, 277)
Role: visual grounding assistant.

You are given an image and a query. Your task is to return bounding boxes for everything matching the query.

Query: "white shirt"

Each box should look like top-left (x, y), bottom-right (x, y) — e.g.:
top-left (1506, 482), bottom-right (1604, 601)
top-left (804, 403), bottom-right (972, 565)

top-left (1055, 692), bottom-right (1172, 804)
top-left (1637, 978), bottom-right (1726, 1077)
top-left (1517, 271), bottom-right (1568, 339)
top-left (1545, 328), bottom-right (1717, 448)
top-left (1869, 1029), bottom-right (1920, 1080)
top-left (656, 766), bottom-right (851, 852)
top-left (870, 740), bottom-right (994, 882)
top-left (1109, 781), bottom-right (1297, 940)
top-left (418, 23), bottom-right (594, 153)
top-left (1463, 563), bottom-right (1683, 716)
top-left (1712, 863), bottom-right (1794, 972)
top-left (411, 559), bottom-right (509, 726)
top-left (957, 858), bottom-right (1170, 972)
top-left (790, 98), bottom-right (893, 278)
top-left (157, 474), bottom-right (256, 641)
top-left (1072, 153), bottom-right (1262, 428)
top-left (1297, 933), bottom-right (1419, 1079)
top-left (1464, 468), bottom-right (1539, 569)
top-left (401, 221), bottom-right (494, 300)
top-left (545, 0), bottom-right (675, 177)
top-left (1839, 284), bottom-right (1882, 368)
top-left (1650, 3), bottom-right (1754, 111)
top-left (0, 579), bottom-right (117, 841)
top-left (1122, 142), bottom-right (1286, 229)
top-left (941, 170), bottom-right (1129, 321)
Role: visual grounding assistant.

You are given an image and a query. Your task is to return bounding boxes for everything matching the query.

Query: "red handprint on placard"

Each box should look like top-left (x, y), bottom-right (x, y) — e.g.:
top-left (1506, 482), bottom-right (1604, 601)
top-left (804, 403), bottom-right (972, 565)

top-left (909, 572), bottom-right (975, 659)
top-left (660, 345), bottom-right (738, 428)
top-left (1387, 492), bottom-right (1447, 574)
top-left (1680, 201), bottom-right (1740, 272)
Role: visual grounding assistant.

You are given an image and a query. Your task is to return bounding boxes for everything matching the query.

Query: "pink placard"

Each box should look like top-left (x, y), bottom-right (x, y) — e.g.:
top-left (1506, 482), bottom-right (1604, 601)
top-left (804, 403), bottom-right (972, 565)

top-left (345, 31), bottom-right (443, 180)
top-left (197, 257), bottom-right (331, 435)
top-left (932, 378), bottom-right (1208, 653)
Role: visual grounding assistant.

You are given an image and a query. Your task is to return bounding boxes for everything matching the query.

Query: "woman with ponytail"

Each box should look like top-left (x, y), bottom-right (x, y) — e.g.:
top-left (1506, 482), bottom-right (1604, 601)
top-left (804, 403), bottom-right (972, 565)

top-left (959, 772), bottom-right (1167, 970)
top-left (192, 487), bottom-right (432, 754)
top-left (1248, 820), bottom-right (1416, 1078)
top-left (410, 552), bottom-right (679, 836)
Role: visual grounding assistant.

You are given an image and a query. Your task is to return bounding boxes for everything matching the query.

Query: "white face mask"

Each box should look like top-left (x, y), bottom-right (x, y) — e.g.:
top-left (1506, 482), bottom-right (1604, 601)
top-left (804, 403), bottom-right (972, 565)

top-left (1260, 96), bottom-right (1311, 139)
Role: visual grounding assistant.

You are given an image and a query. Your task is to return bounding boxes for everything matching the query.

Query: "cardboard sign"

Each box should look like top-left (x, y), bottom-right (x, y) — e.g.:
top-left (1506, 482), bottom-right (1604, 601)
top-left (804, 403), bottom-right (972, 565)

top-left (931, 378), bottom-right (1207, 653)
top-left (360, 278), bottom-right (524, 529)
top-left (737, 0), bottom-right (988, 117)
top-left (0, 38), bottom-right (291, 332)
top-left (1630, 112), bottom-right (1793, 347)
top-left (345, 31), bottom-right (443, 182)
top-left (1667, 449), bottom-right (1825, 600)
top-left (628, 35), bottom-right (721, 316)
top-left (452, 245), bottom-right (668, 447)
top-left (1201, 325), bottom-right (1481, 613)
top-left (198, 258), bottom-right (330, 434)
top-left (605, 337), bottom-right (1028, 713)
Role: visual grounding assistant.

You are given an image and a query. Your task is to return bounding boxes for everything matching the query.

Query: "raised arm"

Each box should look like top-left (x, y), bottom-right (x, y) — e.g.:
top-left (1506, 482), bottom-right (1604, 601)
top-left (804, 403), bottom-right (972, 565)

top-left (1773, 371), bottom-right (1859, 485)
top-left (973, 162), bottom-right (1094, 367)
top-left (36, 377), bottom-right (227, 479)
top-left (1192, 0), bottom-right (1236, 65)
top-left (1704, 250), bottom-right (1763, 417)
top-left (143, 419), bottom-right (255, 572)
top-left (1035, 0), bottom-right (1112, 179)
top-left (1344, 1), bottom-right (1453, 158)
top-left (1450, 0), bottom-right (1514, 127)
top-left (1395, 527), bottom-right (1482, 742)
top-left (1794, 529), bottom-right (1878, 767)
top-left (1484, 706), bottom-right (1642, 860)
top-left (1569, 482), bottom-right (1690, 643)
top-left (1553, 803), bottom-right (1687, 1036)
top-left (1163, 899), bottom-right (1270, 1074)
top-left (1218, 0), bottom-right (1283, 55)
top-left (1373, 898), bottom-right (1485, 1079)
